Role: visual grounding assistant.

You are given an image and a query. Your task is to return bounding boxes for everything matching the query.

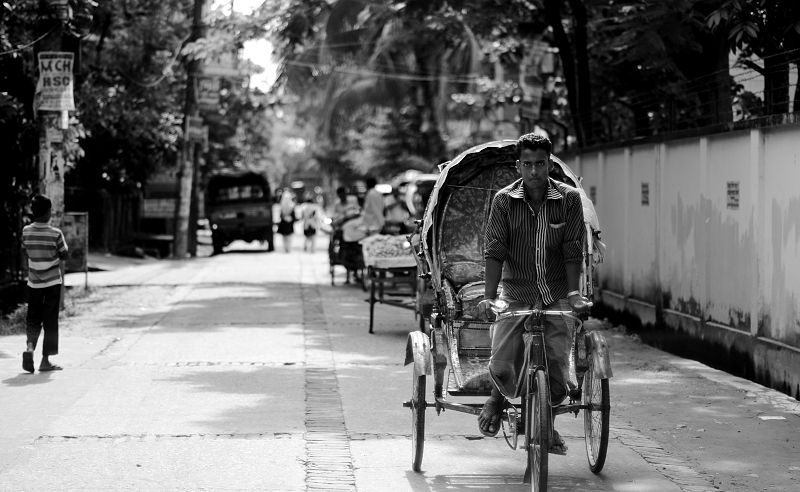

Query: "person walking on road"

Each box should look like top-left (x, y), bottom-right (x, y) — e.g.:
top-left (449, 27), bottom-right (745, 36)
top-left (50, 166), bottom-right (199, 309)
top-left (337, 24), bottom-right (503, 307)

top-left (475, 133), bottom-right (591, 455)
top-left (276, 189), bottom-right (297, 253)
top-left (20, 194), bottom-right (68, 373)
top-left (300, 192), bottom-right (322, 253)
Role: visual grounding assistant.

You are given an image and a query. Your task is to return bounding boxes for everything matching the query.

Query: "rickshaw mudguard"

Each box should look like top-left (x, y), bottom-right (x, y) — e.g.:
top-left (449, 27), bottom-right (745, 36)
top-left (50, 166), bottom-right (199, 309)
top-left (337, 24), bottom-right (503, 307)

top-left (405, 331), bottom-right (432, 376)
top-left (585, 330), bottom-right (613, 378)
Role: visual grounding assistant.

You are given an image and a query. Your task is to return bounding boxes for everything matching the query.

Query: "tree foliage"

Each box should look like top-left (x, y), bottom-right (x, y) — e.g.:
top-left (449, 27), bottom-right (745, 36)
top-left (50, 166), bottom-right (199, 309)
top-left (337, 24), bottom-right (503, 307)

top-left (707, 0), bottom-right (800, 114)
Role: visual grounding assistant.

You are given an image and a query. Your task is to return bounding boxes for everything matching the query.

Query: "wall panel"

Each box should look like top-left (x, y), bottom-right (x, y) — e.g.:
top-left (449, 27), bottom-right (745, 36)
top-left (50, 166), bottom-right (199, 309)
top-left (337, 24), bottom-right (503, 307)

top-left (762, 127), bottom-right (800, 346)
top-left (705, 133), bottom-right (754, 330)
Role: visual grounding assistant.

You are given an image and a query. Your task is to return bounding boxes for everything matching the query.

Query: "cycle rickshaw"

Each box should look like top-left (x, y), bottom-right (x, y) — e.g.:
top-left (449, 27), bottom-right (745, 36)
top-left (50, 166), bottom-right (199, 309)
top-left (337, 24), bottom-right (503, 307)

top-left (403, 140), bottom-right (611, 491)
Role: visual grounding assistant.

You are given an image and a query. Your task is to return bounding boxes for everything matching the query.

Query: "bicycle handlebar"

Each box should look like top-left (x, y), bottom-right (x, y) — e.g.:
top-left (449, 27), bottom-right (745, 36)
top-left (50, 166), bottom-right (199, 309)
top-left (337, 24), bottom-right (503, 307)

top-left (488, 299), bottom-right (591, 322)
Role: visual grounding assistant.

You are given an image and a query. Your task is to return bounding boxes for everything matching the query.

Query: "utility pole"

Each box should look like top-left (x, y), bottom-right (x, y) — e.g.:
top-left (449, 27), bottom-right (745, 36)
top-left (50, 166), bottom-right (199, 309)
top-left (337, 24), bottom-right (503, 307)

top-left (35, 0), bottom-right (73, 228)
top-left (173, 0), bottom-right (206, 258)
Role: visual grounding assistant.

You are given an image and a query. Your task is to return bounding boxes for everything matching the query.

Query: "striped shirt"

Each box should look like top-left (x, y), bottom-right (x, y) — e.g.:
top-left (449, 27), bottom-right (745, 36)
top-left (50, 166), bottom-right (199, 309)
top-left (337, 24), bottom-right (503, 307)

top-left (22, 222), bottom-right (68, 288)
top-left (485, 178), bottom-right (585, 305)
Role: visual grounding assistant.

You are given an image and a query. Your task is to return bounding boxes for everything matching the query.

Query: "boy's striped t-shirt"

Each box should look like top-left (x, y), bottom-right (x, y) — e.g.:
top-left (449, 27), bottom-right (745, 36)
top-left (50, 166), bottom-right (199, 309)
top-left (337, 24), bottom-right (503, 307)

top-left (22, 222), bottom-right (68, 288)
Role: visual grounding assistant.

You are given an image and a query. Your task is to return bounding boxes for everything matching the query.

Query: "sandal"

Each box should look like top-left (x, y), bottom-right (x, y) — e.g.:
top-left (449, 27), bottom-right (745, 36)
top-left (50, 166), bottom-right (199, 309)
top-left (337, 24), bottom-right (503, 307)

top-left (549, 429), bottom-right (568, 455)
top-left (22, 352), bottom-right (34, 373)
top-left (478, 397), bottom-right (503, 437)
top-left (39, 364), bottom-right (63, 372)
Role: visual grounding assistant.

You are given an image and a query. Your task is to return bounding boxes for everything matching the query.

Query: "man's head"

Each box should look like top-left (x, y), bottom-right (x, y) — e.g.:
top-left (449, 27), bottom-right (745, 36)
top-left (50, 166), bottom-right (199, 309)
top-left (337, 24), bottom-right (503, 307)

top-left (517, 133), bottom-right (552, 159)
top-left (30, 194), bottom-right (52, 222)
top-left (365, 177), bottom-right (377, 189)
top-left (516, 133), bottom-right (553, 191)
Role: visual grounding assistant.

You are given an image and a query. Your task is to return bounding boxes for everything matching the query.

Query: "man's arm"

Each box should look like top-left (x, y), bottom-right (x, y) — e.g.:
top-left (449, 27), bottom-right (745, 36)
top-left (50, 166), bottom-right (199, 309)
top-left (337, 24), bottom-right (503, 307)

top-left (484, 258), bottom-right (502, 300)
top-left (565, 262), bottom-right (581, 294)
top-left (562, 190), bottom-right (590, 312)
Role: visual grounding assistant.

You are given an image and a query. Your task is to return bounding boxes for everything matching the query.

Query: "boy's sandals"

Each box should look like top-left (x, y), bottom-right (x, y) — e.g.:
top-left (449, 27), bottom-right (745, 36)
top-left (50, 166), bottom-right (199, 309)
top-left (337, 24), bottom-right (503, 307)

top-left (39, 363), bottom-right (63, 372)
top-left (549, 430), bottom-right (568, 455)
top-left (22, 352), bottom-right (34, 373)
top-left (478, 397), bottom-right (503, 437)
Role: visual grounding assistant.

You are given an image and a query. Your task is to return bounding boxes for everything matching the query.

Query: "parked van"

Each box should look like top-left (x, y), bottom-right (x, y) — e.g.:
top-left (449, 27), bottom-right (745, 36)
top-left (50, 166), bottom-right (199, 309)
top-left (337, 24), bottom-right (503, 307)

top-left (205, 171), bottom-right (274, 254)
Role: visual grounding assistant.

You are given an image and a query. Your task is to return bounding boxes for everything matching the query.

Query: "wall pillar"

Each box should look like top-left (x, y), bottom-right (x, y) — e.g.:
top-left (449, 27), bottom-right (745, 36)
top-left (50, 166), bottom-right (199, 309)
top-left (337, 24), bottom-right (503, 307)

top-left (699, 137), bottom-right (710, 317)
top-left (623, 147), bottom-right (632, 297)
top-left (655, 143), bottom-right (666, 312)
top-left (750, 129), bottom-right (765, 336)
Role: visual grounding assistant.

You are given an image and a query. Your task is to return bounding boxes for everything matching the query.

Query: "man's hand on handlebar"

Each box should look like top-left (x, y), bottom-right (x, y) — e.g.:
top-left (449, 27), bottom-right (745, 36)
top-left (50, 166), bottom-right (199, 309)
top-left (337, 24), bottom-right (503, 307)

top-left (568, 293), bottom-right (592, 315)
top-left (476, 299), bottom-right (496, 321)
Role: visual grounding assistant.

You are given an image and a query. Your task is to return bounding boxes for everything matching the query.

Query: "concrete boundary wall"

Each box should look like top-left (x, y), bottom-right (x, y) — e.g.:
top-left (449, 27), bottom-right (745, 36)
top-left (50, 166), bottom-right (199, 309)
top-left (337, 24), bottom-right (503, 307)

top-left (569, 125), bottom-right (800, 399)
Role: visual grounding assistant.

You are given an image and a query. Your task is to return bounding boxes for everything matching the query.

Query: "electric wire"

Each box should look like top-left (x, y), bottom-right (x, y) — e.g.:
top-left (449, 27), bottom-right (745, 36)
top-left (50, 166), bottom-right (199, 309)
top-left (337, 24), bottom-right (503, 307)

top-left (0, 27), bottom-right (57, 57)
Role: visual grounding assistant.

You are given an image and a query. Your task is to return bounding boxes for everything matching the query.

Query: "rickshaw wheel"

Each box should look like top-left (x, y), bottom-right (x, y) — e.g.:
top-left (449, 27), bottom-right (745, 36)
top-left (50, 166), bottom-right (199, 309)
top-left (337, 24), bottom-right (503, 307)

top-left (526, 370), bottom-right (550, 492)
top-left (411, 374), bottom-right (426, 472)
top-left (582, 360), bottom-right (610, 473)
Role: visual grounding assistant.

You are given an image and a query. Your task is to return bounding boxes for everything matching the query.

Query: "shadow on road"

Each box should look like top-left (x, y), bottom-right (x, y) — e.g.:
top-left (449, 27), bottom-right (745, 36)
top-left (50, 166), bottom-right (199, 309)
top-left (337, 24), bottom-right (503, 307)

top-left (2, 371), bottom-right (54, 386)
top-left (152, 365), bottom-right (304, 433)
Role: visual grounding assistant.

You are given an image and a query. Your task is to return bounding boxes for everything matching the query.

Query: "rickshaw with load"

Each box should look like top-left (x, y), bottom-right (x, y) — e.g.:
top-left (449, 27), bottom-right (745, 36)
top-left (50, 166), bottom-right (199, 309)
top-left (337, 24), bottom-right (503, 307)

top-left (403, 140), bottom-right (612, 491)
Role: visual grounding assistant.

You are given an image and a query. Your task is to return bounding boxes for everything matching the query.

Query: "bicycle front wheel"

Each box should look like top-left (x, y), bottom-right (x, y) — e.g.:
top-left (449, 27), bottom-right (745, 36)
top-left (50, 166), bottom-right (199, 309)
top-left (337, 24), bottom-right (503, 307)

top-left (582, 360), bottom-right (610, 473)
top-left (527, 369), bottom-right (551, 492)
top-left (411, 374), bottom-right (426, 472)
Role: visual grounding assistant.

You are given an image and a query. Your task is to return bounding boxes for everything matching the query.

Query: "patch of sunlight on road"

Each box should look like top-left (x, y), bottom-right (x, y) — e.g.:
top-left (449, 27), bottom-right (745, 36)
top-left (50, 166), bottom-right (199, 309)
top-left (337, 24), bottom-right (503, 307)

top-left (614, 480), bottom-right (678, 491)
top-left (689, 406), bottom-right (742, 419)
top-left (706, 459), bottom-right (752, 473)
top-left (669, 359), bottom-right (800, 415)
top-left (434, 474), bottom-right (520, 486)
top-left (615, 377), bottom-right (673, 385)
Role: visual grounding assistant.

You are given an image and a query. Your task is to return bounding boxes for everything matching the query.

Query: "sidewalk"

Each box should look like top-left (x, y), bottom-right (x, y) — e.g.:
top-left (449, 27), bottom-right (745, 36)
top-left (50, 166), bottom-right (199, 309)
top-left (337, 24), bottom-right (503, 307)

top-left (65, 251), bottom-right (195, 288)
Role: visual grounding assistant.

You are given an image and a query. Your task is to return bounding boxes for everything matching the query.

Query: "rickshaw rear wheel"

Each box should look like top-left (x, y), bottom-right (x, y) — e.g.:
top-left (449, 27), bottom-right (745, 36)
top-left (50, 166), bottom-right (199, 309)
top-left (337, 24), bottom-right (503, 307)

top-left (582, 360), bottom-right (610, 473)
top-left (411, 374), bottom-right (426, 472)
top-left (526, 369), bottom-right (550, 492)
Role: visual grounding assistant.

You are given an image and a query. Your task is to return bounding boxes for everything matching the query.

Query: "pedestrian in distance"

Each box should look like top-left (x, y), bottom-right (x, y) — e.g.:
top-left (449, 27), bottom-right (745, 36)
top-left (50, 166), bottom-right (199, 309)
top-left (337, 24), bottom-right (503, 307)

top-left (276, 189), bottom-right (297, 253)
top-left (475, 133), bottom-right (591, 455)
top-left (21, 194), bottom-right (68, 373)
top-left (300, 191), bottom-right (322, 253)
top-left (361, 176), bottom-right (385, 235)
top-left (331, 186), bottom-right (360, 227)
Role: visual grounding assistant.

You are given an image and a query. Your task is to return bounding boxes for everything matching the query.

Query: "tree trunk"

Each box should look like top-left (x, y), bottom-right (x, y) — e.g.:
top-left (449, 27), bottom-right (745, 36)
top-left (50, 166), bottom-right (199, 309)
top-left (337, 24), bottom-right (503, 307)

top-left (701, 31), bottom-right (733, 125)
top-left (544, 0), bottom-right (584, 147)
top-left (567, 0), bottom-right (592, 145)
top-left (173, 0), bottom-right (205, 258)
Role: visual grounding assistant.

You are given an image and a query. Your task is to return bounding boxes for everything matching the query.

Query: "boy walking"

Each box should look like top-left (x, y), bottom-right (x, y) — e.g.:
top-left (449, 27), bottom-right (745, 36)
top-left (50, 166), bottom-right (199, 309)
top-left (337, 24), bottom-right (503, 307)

top-left (21, 195), bottom-right (68, 373)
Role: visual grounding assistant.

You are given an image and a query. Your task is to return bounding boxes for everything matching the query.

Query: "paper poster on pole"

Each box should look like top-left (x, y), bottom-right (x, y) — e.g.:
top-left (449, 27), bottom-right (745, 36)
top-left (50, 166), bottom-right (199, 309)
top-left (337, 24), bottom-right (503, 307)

top-left (198, 77), bottom-right (220, 108)
top-left (35, 52), bottom-right (75, 112)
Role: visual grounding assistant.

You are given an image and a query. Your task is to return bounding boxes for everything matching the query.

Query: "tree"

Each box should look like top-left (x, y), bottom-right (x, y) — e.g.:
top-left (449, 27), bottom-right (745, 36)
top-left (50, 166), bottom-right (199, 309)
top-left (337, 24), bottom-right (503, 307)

top-left (708, 0), bottom-right (800, 115)
top-left (585, 0), bottom-right (733, 140)
top-left (538, 0), bottom-right (594, 146)
top-left (269, 0), bottom-right (483, 174)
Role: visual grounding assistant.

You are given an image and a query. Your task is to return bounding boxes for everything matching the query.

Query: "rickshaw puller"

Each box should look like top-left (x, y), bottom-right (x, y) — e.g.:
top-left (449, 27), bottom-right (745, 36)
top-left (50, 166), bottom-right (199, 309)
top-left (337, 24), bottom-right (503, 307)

top-left (476, 133), bottom-right (591, 455)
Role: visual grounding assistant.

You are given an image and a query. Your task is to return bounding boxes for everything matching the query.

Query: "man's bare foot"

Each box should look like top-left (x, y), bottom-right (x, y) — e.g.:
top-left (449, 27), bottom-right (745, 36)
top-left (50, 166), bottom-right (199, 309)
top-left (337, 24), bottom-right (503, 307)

top-left (39, 362), bottom-right (63, 372)
top-left (477, 395), bottom-right (503, 437)
top-left (549, 429), bottom-right (568, 455)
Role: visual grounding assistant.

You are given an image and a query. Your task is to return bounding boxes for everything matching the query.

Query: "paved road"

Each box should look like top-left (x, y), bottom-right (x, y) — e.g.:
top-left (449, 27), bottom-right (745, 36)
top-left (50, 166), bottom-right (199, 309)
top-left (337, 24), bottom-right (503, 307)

top-left (1, 242), bottom-right (798, 491)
